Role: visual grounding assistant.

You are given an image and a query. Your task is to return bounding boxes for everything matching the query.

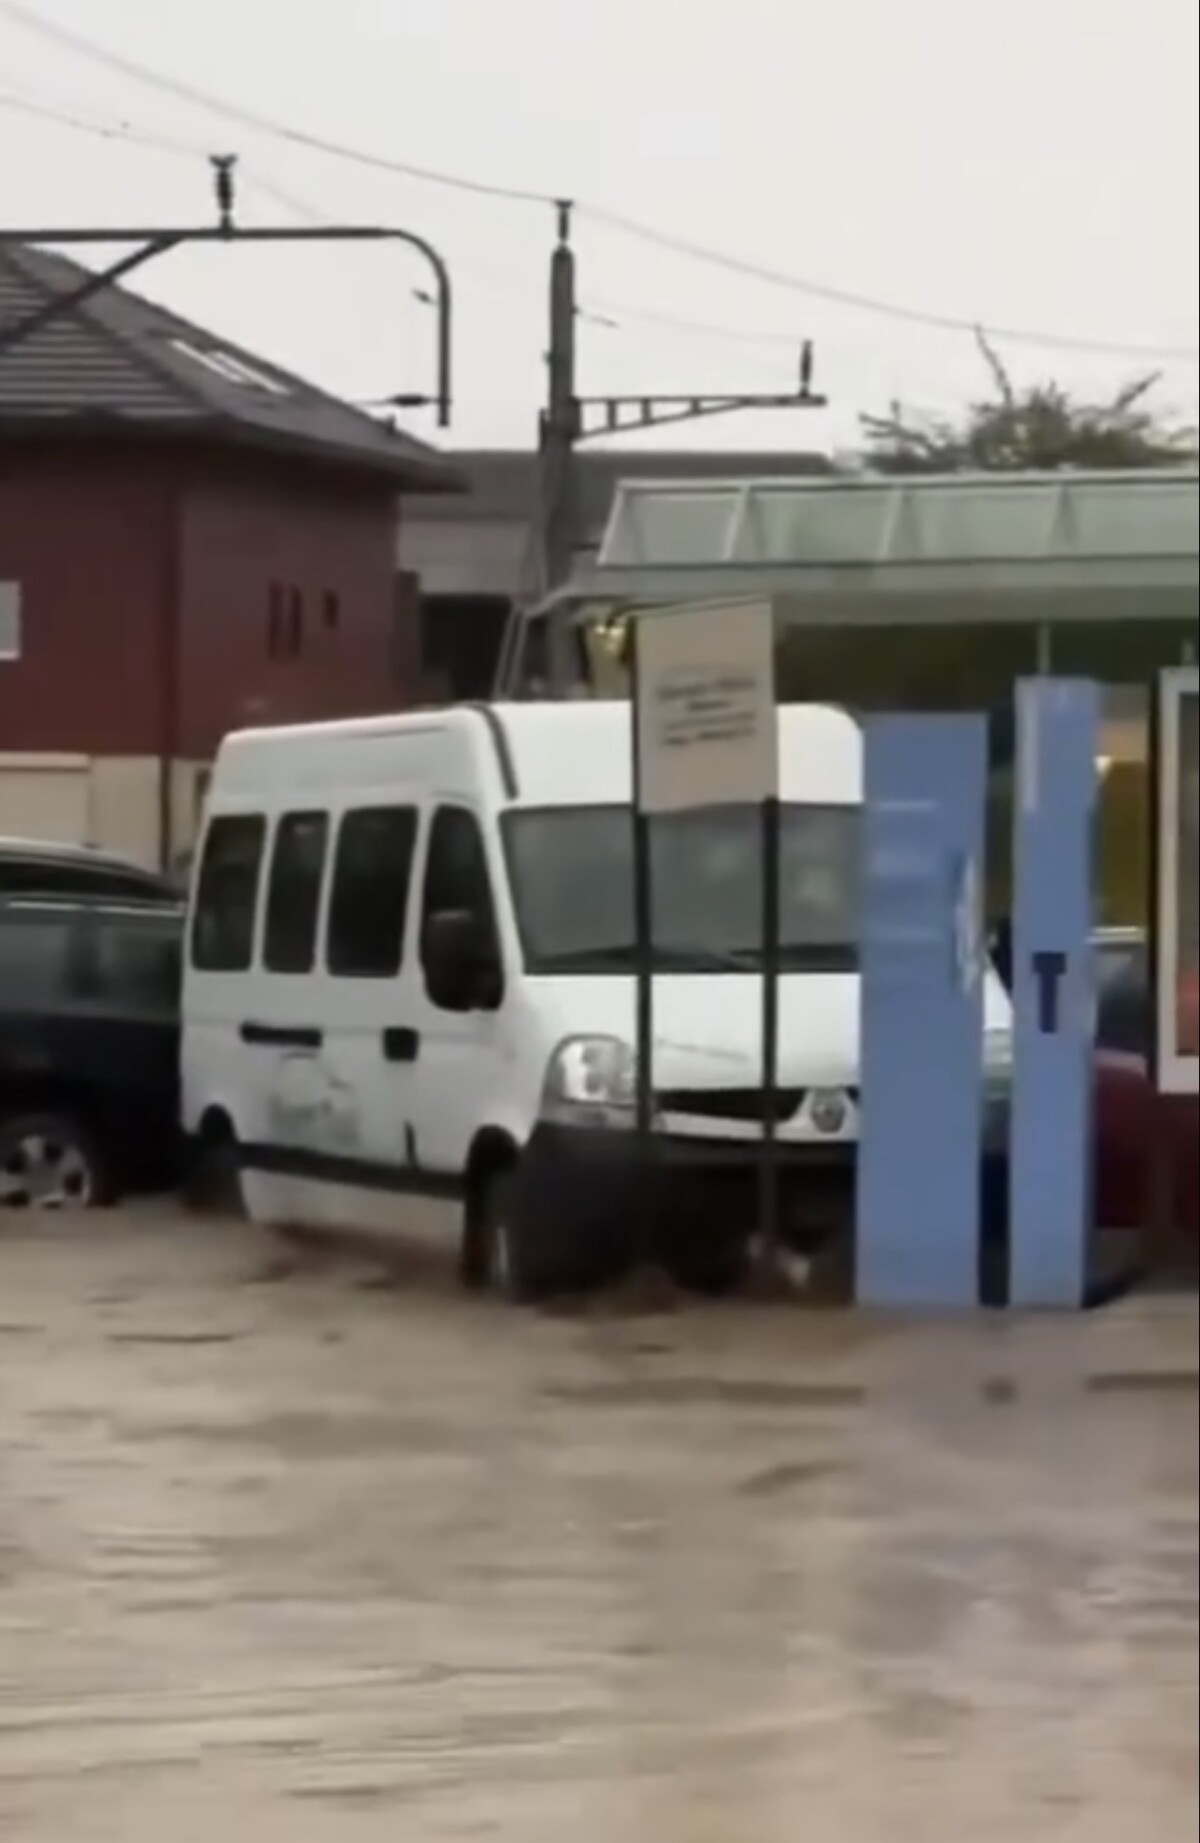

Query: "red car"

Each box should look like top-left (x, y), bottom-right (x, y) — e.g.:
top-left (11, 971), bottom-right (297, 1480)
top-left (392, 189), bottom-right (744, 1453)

top-left (1093, 934), bottom-right (1197, 1244)
top-left (1180, 969), bottom-right (1198, 1058)
top-left (1094, 1051), bottom-right (1198, 1240)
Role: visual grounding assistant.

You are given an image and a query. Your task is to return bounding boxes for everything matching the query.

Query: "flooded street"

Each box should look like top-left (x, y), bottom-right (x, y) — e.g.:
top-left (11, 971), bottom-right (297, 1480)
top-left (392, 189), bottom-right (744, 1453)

top-left (0, 1208), bottom-right (1195, 1841)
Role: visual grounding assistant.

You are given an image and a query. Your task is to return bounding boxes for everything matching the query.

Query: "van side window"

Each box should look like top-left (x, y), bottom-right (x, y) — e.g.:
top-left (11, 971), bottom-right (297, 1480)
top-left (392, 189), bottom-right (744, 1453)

top-left (326, 807), bottom-right (418, 978)
top-left (420, 806), bottom-right (502, 1007)
top-left (263, 812), bottom-right (329, 974)
top-left (190, 815), bottom-right (266, 972)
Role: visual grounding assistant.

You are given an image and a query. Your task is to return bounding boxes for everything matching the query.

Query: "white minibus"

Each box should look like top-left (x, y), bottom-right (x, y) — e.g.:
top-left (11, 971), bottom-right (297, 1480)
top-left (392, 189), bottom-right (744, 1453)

top-left (181, 701), bottom-right (1012, 1298)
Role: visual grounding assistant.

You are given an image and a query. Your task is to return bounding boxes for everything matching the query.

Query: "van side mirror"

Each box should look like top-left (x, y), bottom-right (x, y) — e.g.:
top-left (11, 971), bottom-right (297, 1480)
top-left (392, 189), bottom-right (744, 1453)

top-left (423, 909), bottom-right (501, 1011)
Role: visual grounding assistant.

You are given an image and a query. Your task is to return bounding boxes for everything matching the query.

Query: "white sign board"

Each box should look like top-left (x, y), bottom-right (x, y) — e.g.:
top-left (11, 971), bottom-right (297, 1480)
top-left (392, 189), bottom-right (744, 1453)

top-left (1155, 666), bottom-right (1198, 1095)
top-left (0, 582), bottom-right (19, 661)
top-left (633, 602), bottom-right (777, 814)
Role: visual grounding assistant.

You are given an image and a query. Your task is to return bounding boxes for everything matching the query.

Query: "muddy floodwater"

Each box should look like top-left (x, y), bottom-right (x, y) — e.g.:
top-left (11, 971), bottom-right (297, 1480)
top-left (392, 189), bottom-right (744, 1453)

top-left (1, 1207), bottom-right (1196, 1840)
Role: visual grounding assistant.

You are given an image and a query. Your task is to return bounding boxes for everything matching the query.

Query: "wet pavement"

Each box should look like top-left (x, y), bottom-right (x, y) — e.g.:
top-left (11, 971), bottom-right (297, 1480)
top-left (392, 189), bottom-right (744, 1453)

top-left (0, 1206), bottom-right (1196, 1840)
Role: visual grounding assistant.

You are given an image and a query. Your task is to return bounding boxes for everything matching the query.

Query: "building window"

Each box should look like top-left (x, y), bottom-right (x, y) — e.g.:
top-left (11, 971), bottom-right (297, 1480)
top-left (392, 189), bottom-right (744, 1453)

top-left (267, 582), bottom-right (285, 658)
top-left (267, 584), bottom-right (305, 659)
top-left (190, 814), bottom-right (266, 971)
top-left (418, 593), bottom-right (511, 699)
top-left (263, 811), bottom-right (329, 974)
top-left (0, 580), bottom-right (20, 661)
top-left (326, 806), bottom-right (419, 978)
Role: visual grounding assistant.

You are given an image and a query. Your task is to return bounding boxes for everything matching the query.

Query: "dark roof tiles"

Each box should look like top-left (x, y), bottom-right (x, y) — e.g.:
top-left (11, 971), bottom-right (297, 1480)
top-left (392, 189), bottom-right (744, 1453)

top-left (0, 242), bottom-right (458, 489)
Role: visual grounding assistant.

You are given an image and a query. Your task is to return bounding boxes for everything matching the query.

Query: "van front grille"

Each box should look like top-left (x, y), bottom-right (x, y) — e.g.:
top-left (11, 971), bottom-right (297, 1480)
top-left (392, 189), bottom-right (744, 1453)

top-left (657, 1088), bottom-right (807, 1123)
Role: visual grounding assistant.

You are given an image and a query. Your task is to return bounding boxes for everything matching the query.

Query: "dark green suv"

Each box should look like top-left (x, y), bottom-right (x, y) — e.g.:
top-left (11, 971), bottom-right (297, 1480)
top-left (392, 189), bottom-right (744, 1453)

top-left (0, 897), bottom-right (183, 1210)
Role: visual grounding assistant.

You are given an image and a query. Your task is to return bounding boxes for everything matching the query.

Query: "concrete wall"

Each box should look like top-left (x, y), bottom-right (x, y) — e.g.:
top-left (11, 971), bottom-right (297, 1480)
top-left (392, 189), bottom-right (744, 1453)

top-left (401, 514), bottom-right (528, 599)
top-left (0, 752), bottom-right (209, 867)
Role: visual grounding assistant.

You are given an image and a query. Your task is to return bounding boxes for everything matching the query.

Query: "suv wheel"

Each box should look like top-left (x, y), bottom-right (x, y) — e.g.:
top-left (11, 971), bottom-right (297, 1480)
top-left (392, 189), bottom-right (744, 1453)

top-left (0, 1112), bottom-right (108, 1211)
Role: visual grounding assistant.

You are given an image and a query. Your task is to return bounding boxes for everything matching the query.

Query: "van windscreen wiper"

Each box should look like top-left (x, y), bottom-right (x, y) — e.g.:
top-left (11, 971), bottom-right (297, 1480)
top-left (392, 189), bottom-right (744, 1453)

top-left (532, 941), bottom-right (757, 973)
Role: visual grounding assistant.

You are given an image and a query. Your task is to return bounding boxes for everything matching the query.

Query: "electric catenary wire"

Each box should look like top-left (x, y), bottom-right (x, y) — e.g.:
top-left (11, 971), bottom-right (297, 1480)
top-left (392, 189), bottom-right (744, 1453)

top-left (2, 0), bottom-right (1196, 364)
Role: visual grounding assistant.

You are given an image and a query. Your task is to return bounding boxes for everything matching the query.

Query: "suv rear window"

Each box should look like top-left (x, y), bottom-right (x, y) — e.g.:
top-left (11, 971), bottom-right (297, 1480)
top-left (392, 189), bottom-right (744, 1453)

top-left (0, 912), bottom-right (72, 1007)
top-left (79, 916), bottom-right (183, 1012)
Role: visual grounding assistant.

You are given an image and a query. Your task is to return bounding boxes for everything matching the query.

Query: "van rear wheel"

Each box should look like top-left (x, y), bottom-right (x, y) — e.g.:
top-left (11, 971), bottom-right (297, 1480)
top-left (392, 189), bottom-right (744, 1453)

top-left (184, 1116), bottom-right (244, 1217)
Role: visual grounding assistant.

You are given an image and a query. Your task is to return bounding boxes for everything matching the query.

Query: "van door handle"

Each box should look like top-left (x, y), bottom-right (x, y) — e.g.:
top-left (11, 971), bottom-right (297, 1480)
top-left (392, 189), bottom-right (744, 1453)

top-left (240, 1022), bottom-right (323, 1049)
top-left (382, 1027), bottom-right (420, 1063)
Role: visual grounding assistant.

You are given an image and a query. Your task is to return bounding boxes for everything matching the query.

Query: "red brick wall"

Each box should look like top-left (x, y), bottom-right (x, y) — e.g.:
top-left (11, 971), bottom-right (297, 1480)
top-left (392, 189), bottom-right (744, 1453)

top-left (0, 445), bottom-right (171, 754)
top-left (1, 440), bottom-right (419, 763)
top-left (175, 456), bottom-right (406, 758)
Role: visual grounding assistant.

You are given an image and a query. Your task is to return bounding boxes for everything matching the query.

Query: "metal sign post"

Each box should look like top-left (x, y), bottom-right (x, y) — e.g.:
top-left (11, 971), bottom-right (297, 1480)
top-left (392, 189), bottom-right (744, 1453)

top-left (631, 601), bottom-right (779, 1264)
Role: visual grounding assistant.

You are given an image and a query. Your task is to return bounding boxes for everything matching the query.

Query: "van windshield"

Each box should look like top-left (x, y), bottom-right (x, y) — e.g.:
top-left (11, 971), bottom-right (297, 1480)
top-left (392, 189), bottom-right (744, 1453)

top-left (501, 804), bottom-right (861, 975)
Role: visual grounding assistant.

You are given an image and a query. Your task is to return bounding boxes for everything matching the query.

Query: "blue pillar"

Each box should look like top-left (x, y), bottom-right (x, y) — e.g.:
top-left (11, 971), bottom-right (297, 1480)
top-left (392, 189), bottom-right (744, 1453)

top-left (1009, 678), bottom-right (1100, 1307)
top-left (857, 714), bottom-right (989, 1308)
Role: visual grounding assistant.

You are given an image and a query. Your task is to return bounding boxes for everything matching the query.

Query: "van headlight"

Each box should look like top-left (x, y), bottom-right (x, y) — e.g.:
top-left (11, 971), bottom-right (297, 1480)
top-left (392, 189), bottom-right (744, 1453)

top-left (541, 1036), bottom-right (639, 1128)
top-left (807, 1088), bottom-right (850, 1136)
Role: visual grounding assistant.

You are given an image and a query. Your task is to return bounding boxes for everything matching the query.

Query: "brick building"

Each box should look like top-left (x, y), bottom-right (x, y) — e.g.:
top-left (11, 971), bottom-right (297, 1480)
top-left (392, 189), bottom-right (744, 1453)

top-left (0, 242), bottom-right (457, 867)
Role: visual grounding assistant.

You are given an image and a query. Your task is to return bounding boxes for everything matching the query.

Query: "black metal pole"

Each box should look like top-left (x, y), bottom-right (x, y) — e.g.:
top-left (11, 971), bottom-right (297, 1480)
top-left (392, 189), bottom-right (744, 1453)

top-left (0, 238), bottom-right (181, 357)
top-left (629, 619), bottom-right (657, 1260)
top-left (758, 795), bottom-right (782, 1263)
top-left (0, 223), bottom-right (453, 425)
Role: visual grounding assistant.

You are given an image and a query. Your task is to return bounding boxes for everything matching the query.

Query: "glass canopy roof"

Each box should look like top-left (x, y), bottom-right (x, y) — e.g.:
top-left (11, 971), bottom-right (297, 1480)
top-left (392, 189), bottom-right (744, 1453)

top-left (557, 469), bottom-right (1200, 628)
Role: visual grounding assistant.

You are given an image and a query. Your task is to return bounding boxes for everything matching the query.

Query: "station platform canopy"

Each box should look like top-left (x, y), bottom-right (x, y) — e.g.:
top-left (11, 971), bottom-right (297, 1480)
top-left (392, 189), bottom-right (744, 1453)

top-left (552, 468), bottom-right (1199, 630)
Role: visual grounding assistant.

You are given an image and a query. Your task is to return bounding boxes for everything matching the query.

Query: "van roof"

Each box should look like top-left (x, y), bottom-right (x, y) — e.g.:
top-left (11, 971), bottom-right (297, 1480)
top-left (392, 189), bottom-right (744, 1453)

top-left (213, 700), bottom-right (862, 808)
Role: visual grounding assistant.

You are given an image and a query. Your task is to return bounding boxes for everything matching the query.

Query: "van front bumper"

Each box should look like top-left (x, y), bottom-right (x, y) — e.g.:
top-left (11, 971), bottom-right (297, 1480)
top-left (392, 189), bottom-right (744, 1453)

top-left (511, 1099), bottom-right (1011, 1265)
top-left (513, 1121), bottom-right (856, 1262)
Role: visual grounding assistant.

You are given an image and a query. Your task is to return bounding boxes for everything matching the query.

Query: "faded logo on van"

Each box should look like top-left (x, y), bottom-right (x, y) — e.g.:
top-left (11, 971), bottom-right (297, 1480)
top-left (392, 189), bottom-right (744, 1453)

top-left (267, 1053), bottom-right (362, 1153)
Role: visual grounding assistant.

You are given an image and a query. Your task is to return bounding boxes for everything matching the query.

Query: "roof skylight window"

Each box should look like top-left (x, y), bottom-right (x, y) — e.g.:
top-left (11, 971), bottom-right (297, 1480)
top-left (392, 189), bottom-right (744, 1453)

top-left (171, 338), bottom-right (291, 397)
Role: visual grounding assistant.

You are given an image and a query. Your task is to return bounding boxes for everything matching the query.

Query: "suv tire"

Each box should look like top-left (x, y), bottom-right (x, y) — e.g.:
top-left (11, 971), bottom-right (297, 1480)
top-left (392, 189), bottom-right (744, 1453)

top-left (0, 1110), bottom-right (110, 1211)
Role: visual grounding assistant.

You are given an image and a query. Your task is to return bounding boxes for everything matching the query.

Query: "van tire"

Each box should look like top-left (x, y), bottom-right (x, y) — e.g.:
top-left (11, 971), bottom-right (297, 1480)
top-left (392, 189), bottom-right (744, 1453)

top-left (665, 1233), bottom-right (749, 1298)
top-left (184, 1115), bottom-right (244, 1217)
top-left (463, 1165), bottom-right (559, 1304)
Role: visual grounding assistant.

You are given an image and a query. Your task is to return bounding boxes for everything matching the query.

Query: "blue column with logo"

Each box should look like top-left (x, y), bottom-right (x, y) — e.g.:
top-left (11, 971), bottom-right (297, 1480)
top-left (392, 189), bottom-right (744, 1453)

top-left (857, 714), bottom-right (989, 1308)
top-left (1008, 678), bottom-right (1100, 1307)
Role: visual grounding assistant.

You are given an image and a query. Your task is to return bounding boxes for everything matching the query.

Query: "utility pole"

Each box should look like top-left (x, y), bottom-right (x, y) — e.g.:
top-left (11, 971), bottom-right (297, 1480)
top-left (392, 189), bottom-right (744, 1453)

top-left (533, 201), bottom-right (828, 690)
top-left (539, 200), bottom-right (580, 596)
top-left (0, 158), bottom-right (454, 425)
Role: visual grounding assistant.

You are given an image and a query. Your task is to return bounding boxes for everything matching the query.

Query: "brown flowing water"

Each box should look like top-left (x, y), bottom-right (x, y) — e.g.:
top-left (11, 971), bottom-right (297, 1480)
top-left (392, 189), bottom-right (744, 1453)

top-left (1, 1206), bottom-right (1195, 1840)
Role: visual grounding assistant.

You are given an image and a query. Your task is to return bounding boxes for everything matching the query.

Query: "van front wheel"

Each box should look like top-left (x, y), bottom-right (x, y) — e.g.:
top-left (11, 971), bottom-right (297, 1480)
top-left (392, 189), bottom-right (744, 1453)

top-left (463, 1165), bottom-right (558, 1304)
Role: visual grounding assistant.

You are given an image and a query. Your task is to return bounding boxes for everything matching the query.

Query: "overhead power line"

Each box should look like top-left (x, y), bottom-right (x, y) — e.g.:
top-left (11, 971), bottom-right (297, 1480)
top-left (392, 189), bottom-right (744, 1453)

top-left (3, 0), bottom-right (1196, 364)
top-left (0, 0), bottom-right (548, 203)
top-left (579, 205), bottom-right (1200, 366)
top-left (1, 97), bottom-right (779, 355)
top-left (0, 83), bottom-right (201, 157)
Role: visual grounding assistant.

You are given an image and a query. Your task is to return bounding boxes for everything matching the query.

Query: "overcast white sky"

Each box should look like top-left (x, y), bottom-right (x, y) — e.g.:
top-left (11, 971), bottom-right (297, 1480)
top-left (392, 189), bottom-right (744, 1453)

top-left (2, 0), bottom-right (1197, 457)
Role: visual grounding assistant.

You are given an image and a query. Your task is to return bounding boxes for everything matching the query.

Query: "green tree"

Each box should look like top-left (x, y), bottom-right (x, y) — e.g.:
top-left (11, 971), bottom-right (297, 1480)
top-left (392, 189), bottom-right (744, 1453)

top-left (861, 331), bottom-right (1197, 474)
